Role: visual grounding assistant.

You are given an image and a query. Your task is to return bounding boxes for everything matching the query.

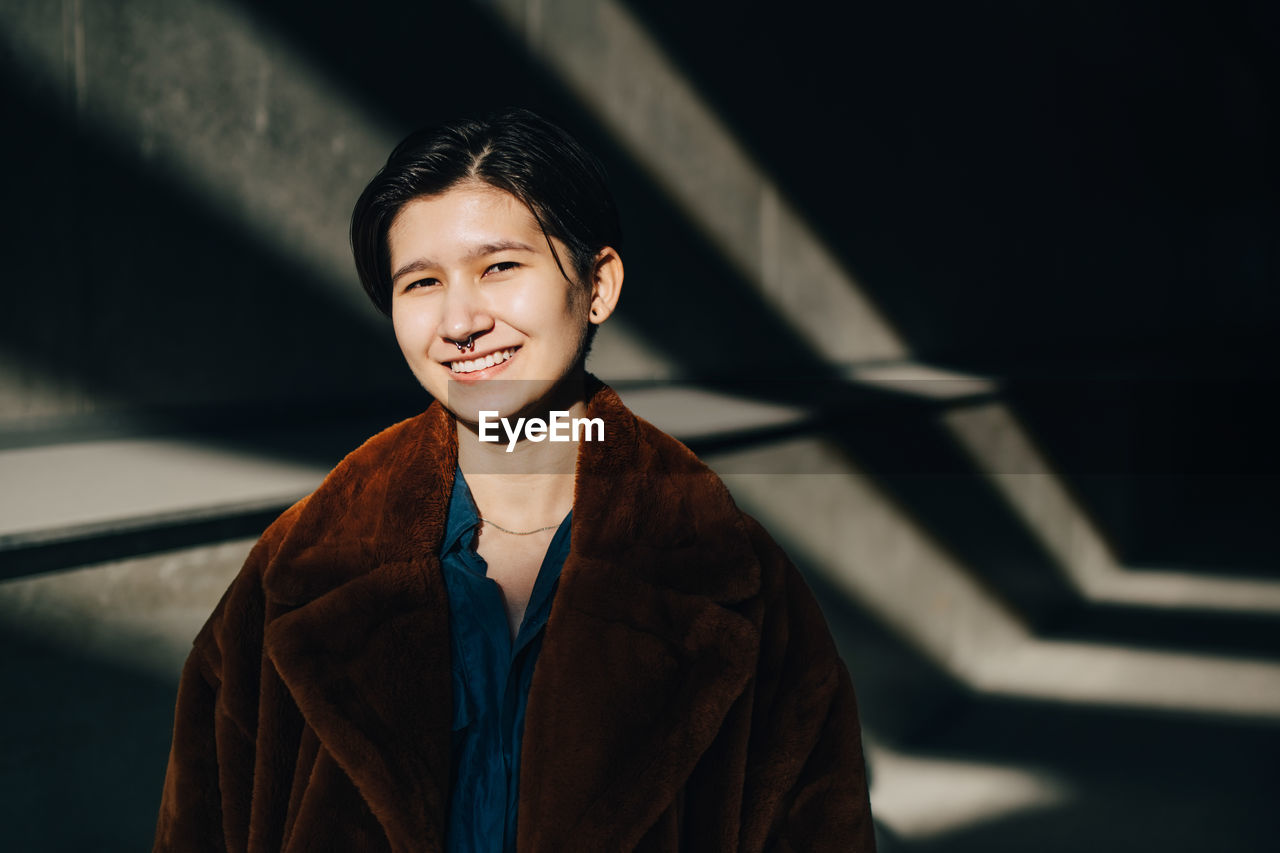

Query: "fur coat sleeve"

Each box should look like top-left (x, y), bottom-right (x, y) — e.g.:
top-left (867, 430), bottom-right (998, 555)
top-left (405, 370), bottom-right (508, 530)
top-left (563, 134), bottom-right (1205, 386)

top-left (153, 381), bottom-right (875, 852)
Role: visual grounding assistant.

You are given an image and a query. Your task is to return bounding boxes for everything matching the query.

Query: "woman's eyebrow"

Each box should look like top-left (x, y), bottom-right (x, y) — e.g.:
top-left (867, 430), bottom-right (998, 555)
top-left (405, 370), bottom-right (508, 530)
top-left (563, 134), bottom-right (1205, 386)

top-left (391, 240), bottom-right (538, 283)
top-left (469, 240), bottom-right (539, 261)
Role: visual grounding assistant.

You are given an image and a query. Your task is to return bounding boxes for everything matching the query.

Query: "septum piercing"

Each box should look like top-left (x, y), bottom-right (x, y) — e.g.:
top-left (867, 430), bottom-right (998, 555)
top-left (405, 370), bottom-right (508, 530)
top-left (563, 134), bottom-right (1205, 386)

top-left (454, 336), bottom-right (475, 353)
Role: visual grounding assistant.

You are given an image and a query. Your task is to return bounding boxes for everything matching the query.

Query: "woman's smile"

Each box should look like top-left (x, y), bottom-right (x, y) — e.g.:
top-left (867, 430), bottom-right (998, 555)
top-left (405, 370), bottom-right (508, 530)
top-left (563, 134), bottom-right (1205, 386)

top-left (446, 346), bottom-right (521, 379)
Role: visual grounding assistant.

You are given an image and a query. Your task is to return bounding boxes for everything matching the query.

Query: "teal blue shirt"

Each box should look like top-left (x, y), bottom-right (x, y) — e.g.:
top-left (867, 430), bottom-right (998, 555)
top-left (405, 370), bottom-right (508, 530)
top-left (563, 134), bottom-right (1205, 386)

top-left (438, 468), bottom-right (572, 853)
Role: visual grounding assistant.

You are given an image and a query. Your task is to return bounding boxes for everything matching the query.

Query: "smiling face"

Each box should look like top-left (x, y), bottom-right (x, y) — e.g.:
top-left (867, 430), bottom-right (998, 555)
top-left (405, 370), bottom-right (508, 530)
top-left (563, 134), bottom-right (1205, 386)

top-left (387, 181), bottom-right (621, 427)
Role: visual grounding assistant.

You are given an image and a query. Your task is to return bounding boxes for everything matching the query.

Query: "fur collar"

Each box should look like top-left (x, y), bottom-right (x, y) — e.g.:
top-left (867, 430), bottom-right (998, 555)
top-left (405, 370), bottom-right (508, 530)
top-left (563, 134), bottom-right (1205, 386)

top-left (258, 378), bottom-right (764, 851)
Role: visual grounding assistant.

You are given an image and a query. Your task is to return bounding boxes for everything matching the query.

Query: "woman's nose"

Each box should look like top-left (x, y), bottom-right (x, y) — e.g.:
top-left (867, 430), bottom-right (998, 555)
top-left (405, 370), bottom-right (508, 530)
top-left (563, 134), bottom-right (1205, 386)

top-left (437, 280), bottom-right (494, 344)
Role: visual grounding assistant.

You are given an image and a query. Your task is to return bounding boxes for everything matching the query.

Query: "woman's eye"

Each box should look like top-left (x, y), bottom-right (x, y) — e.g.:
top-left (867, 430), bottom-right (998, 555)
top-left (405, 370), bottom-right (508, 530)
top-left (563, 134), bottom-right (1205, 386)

top-left (403, 277), bottom-right (440, 292)
top-left (484, 261), bottom-right (520, 276)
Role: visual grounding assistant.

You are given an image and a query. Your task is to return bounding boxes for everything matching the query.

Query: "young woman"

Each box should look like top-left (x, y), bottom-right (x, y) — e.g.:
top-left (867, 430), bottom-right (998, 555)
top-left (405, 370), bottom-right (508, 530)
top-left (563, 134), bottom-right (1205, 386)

top-left (154, 109), bottom-right (875, 852)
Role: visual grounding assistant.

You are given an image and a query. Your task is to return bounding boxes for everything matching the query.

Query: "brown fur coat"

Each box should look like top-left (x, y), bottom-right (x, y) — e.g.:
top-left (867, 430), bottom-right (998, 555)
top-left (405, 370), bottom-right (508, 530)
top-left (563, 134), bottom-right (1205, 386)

top-left (153, 380), bottom-right (875, 851)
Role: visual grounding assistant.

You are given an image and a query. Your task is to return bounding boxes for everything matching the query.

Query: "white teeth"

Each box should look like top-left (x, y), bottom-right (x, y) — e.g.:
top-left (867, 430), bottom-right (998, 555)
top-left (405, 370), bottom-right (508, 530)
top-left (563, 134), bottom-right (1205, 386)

top-left (449, 347), bottom-right (516, 374)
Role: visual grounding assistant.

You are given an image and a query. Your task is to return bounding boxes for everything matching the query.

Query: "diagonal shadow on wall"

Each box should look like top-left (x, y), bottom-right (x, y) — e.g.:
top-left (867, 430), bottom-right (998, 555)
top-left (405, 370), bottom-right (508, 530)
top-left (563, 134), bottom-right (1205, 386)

top-left (614, 0), bottom-right (1280, 578)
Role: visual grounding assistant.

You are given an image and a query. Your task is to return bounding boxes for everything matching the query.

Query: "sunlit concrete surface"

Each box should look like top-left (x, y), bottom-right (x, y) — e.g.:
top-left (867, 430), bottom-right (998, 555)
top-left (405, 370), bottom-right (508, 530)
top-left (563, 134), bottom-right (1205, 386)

top-left (5, 393), bottom-right (1274, 721)
top-left (0, 355), bottom-right (101, 423)
top-left (867, 742), bottom-right (1067, 842)
top-left (0, 0), bottom-right (393, 322)
top-left (711, 435), bottom-right (1280, 721)
top-left (0, 0), bottom-right (679, 424)
top-left (945, 401), bottom-right (1280, 615)
top-left (0, 439), bottom-right (325, 546)
top-left (583, 323), bottom-right (678, 382)
top-left (617, 385), bottom-right (808, 440)
top-left (484, 0), bottom-right (907, 365)
top-left (490, 0), bottom-right (1002, 404)
top-left (478, 0), bottom-right (1268, 634)
top-left (845, 362), bottom-right (998, 401)
top-left (0, 0), bottom-right (401, 430)
top-left (0, 386), bottom-right (798, 555)
top-left (972, 638), bottom-right (1280, 716)
top-left (0, 538), bottom-right (252, 680)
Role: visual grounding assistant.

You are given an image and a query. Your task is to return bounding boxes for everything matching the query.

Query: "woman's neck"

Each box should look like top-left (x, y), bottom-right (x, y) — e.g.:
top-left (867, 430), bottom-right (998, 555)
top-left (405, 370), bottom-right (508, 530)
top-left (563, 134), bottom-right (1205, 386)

top-left (455, 393), bottom-right (586, 533)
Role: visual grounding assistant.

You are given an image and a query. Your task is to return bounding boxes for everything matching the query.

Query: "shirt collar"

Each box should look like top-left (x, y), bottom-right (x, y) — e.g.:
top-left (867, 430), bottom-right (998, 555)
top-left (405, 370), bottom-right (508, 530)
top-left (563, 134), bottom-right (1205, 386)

top-left (440, 466), bottom-right (481, 557)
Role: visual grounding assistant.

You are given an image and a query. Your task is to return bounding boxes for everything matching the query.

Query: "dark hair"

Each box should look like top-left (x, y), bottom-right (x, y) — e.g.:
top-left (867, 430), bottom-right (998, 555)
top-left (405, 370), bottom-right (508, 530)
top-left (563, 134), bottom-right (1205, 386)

top-left (350, 108), bottom-right (622, 317)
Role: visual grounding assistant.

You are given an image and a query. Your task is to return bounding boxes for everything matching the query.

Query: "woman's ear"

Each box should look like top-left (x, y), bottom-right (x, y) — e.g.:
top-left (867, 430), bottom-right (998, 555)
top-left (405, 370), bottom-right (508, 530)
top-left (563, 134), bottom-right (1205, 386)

top-left (587, 247), bottom-right (623, 325)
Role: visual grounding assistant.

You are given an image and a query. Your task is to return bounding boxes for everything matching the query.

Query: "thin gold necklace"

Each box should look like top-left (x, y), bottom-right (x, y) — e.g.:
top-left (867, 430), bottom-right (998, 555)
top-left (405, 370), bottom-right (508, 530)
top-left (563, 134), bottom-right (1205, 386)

top-left (480, 517), bottom-right (560, 536)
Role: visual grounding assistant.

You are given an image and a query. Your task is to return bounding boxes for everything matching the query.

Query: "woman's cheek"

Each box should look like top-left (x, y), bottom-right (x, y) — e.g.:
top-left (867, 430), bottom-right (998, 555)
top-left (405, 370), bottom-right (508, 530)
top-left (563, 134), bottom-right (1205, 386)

top-left (392, 303), bottom-right (432, 349)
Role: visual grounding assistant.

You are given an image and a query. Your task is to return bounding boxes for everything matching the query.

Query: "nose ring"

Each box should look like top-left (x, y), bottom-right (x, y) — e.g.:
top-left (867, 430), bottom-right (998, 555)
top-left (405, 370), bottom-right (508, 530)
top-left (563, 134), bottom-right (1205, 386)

top-left (454, 336), bottom-right (475, 353)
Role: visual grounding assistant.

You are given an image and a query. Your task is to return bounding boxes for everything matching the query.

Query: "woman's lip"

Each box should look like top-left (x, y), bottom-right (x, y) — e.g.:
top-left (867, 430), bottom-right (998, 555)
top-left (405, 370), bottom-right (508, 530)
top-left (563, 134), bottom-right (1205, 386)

top-left (447, 348), bottom-right (518, 382)
top-left (443, 345), bottom-right (512, 365)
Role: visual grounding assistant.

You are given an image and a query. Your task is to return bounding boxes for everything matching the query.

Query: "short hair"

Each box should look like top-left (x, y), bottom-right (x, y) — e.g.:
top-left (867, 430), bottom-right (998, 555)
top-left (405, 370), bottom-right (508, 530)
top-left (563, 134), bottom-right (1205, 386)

top-left (350, 108), bottom-right (623, 317)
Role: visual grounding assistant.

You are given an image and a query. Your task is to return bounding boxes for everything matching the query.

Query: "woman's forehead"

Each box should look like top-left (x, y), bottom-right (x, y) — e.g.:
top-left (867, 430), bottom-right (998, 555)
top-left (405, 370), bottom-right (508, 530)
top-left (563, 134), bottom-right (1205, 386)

top-left (386, 181), bottom-right (532, 239)
top-left (389, 184), bottom-right (545, 270)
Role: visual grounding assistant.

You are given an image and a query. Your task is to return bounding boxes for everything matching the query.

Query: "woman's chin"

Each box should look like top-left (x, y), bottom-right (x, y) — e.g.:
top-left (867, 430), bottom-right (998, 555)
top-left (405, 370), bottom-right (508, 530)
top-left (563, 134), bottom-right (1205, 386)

top-left (442, 377), bottom-right (555, 427)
